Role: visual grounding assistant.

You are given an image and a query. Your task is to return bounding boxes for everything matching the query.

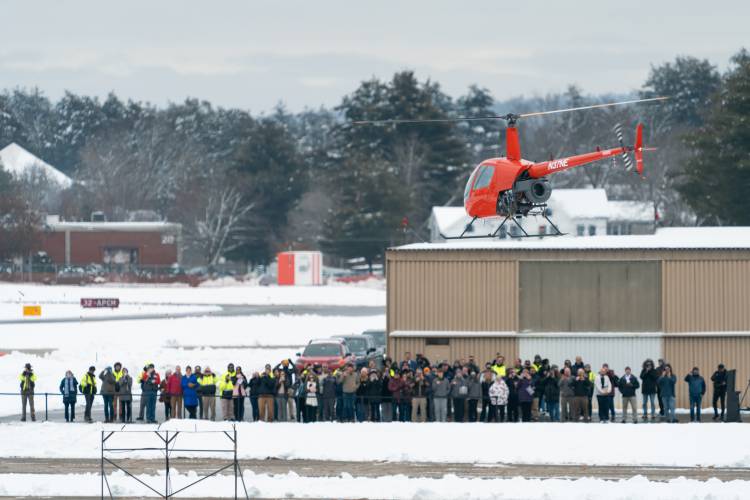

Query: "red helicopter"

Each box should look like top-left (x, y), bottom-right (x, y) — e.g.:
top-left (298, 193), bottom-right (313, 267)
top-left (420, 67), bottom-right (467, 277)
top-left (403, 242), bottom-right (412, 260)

top-left (355, 96), bottom-right (666, 239)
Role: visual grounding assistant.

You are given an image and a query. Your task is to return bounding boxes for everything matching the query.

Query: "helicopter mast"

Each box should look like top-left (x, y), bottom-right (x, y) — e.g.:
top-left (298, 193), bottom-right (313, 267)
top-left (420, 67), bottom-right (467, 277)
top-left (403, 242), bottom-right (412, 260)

top-left (505, 114), bottom-right (521, 161)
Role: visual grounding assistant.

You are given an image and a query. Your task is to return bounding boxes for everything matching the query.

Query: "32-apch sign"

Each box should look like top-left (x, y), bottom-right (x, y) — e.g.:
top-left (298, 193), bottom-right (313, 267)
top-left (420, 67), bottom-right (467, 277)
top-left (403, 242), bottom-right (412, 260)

top-left (80, 298), bottom-right (120, 308)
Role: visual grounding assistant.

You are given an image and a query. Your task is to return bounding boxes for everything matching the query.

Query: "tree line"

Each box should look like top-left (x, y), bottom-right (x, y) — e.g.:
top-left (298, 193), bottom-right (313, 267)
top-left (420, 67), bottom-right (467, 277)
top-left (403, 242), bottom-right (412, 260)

top-left (0, 49), bottom-right (748, 267)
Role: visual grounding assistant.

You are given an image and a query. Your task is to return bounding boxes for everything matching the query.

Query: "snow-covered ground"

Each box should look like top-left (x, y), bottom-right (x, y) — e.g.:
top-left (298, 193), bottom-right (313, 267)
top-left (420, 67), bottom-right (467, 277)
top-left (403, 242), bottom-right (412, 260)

top-left (0, 313), bottom-right (384, 417)
top-left (0, 471), bottom-right (747, 499)
top-left (2, 420), bottom-right (749, 467)
top-left (0, 282), bottom-right (386, 417)
top-left (0, 302), bottom-right (220, 320)
top-left (0, 282), bottom-right (386, 310)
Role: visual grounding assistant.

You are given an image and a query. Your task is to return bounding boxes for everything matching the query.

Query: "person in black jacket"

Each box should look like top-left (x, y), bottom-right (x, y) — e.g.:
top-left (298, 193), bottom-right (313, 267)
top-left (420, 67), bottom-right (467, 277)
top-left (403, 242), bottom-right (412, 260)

top-left (380, 371), bottom-right (394, 423)
top-left (640, 359), bottom-right (659, 421)
top-left (247, 372), bottom-right (260, 421)
top-left (618, 367), bottom-right (640, 423)
top-left (655, 358), bottom-right (667, 416)
top-left (543, 368), bottom-right (561, 422)
top-left (365, 370), bottom-right (382, 421)
top-left (257, 365), bottom-right (276, 422)
top-left (570, 369), bottom-right (591, 422)
top-left (711, 364), bottom-right (728, 421)
top-left (505, 369), bottom-right (520, 422)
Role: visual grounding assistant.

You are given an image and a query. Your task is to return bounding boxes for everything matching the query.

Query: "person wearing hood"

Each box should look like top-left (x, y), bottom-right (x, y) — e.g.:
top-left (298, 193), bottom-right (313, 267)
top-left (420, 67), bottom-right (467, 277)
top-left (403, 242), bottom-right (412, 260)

top-left (59, 370), bottom-right (78, 422)
top-left (19, 363), bottom-right (37, 422)
top-left (118, 368), bottom-right (133, 423)
top-left (450, 370), bottom-right (469, 422)
top-left (99, 366), bottom-right (117, 423)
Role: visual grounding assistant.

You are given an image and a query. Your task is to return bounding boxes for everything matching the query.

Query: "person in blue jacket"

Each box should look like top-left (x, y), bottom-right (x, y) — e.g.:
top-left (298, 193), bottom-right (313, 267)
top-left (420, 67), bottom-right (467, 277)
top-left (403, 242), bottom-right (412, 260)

top-left (656, 364), bottom-right (677, 423)
top-left (181, 365), bottom-right (199, 419)
top-left (684, 367), bottom-right (706, 423)
top-left (59, 370), bottom-right (79, 422)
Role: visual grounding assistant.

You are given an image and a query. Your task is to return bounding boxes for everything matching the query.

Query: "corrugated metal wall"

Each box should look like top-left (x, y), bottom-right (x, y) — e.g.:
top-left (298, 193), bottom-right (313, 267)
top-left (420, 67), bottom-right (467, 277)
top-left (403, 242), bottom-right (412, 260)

top-left (519, 334), bottom-right (662, 408)
top-left (519, 261), bottom-right (661, 332)
top-left (663, 260), bottom-right (750, 332)
top-left (391, 336), bottom-right (518, 368)
top-left (387, 260), bottom-right (517, 332)
top-left (663, 335), bottom-right (750, 409)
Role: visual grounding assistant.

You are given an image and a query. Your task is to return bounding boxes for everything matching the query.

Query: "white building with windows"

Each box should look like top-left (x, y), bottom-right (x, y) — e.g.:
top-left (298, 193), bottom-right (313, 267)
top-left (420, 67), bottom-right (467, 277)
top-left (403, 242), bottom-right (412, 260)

top-left (429, 188), bottom-right (655, 242)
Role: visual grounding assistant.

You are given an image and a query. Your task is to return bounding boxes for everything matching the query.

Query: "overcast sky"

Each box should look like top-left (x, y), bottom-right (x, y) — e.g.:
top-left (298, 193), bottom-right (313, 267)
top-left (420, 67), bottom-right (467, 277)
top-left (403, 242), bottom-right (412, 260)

top-left (2, 1), bottom-right (747, 112)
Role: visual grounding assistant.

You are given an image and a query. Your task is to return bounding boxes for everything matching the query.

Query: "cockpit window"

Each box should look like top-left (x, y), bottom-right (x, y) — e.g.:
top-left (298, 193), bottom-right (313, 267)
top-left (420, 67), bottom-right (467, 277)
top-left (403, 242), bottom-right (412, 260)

top-left (473, 165), bottom-right (494, 190)
top-left (464, 167), bottom-right (479, 202)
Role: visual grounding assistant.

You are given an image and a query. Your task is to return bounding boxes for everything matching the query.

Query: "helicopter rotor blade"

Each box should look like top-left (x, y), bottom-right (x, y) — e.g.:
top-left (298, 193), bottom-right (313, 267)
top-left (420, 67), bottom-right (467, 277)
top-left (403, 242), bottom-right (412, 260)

top-left (518, 96), bottom-right (669, 119)
top-left (350, 115), bottom-right (511, 125)
top-left (350, 96), bottom-right (668, 126)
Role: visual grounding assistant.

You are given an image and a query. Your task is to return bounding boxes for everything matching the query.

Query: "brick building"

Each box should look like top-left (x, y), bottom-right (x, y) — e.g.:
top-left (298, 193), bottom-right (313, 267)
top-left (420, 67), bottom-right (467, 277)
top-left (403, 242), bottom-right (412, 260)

top-left (38, 221), bottom-right (182, 266)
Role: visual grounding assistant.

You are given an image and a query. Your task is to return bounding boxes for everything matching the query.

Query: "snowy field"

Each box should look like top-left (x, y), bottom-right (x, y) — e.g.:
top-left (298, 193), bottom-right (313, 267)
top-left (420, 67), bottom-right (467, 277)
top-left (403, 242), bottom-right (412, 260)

top-left (2, 420), bottom-right (749, 467)
top-left (0, 471), bottom-right (747, 499)
top-left (0, 301), bottom-right (220, 320)
top-left (0, 282), bottom-right (386, 312)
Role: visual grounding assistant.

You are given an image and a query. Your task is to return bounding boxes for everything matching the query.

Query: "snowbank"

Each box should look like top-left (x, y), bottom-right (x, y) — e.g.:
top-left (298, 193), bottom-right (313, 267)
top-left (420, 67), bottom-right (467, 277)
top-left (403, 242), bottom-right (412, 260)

top-left (2, 420), bottom-right (749, 467)
top-left (0, 471), bottom-right (747, 499)
top-left (0, 283), bottom-right (386, 307)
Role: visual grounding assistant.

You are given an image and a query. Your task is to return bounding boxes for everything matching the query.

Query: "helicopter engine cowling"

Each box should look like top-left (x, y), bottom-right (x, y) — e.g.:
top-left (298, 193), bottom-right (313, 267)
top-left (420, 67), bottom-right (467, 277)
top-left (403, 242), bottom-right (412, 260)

top-left (515, 178), bottom-right (551, 204)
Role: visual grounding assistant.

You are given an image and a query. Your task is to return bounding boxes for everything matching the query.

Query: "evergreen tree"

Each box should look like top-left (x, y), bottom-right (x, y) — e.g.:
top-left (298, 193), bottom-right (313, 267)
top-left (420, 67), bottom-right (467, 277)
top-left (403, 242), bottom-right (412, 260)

top-left (679, 49), bottom-right (750, 225)
top-left (320, 154), bottom-right (408, 272)
top-left (229, 116), bottom-right (307, 263)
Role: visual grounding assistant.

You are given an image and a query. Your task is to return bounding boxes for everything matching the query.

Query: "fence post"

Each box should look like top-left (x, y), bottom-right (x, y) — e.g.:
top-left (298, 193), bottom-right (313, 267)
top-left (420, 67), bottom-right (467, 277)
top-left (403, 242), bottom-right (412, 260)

top-left (45, 393), bottom-right (48, 421)
top-left (165, 430), bottom-right (169, 499)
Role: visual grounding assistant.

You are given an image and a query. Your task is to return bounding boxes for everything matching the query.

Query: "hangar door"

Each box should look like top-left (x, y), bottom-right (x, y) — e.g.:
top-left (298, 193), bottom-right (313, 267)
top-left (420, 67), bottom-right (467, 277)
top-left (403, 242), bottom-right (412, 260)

top-left (519, 261), bottom-right (661, 332)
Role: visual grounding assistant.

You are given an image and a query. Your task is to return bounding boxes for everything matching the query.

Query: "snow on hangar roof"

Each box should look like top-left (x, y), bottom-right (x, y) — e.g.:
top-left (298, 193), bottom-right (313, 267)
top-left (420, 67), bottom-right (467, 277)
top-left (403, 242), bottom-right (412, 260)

top-left (395, 227), bottom-right (750, 251)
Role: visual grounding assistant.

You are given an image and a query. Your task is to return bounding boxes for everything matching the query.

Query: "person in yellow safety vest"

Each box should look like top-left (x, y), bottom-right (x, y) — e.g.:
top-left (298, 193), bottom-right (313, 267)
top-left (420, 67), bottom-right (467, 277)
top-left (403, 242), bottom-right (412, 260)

top-left (225, 363), bottom-right (237, 383)
top-left (218, 371), bottom-right (234, 421)
top-left (491, 355), bottom-right (507, 378)
top-left (199, 366), bottom-right (218, 421)
top-left (19, 363), bottom-right (37, 422)
top-left (112, 362), bottom-right (124, 422)
top-left (80, 366), bottom-right (97, 423)
top-left (584, 364), bottom-right (596, 417)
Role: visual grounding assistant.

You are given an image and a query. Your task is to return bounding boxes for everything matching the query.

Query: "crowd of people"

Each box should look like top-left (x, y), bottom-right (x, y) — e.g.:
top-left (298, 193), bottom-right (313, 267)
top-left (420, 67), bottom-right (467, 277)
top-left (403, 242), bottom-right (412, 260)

top-left (16, 353), bottom-right (731, 424)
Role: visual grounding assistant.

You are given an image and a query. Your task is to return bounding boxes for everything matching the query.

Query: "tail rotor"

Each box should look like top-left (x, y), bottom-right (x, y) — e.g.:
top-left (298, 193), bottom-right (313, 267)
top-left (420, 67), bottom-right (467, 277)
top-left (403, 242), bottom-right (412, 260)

top-left (613, 122), bottom-right (647, 177)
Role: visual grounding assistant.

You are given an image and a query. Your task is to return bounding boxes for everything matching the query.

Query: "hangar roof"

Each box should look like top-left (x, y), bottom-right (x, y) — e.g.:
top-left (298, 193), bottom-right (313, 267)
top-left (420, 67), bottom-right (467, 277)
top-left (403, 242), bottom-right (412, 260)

top-left (394, 227), bottom-right (750, 251)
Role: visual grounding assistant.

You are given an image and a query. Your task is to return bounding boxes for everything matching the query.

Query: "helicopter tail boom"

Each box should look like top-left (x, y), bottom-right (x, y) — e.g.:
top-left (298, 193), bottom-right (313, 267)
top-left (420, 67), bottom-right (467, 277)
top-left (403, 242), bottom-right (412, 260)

top-left (526, 123), bottom-right (646, 178)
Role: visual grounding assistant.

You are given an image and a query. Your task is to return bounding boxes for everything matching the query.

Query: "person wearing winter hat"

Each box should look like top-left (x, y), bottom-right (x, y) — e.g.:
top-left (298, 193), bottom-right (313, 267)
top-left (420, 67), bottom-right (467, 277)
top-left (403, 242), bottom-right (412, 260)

top-left (19, 363), bottom-right (37, 422)
top-left (59, 370), bottom-right (79, 422)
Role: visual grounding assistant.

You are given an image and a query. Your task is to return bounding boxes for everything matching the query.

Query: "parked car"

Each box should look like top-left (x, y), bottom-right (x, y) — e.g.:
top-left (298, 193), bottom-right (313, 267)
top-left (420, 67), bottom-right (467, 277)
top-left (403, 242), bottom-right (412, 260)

top-left (331, 335), bottom-right (383, 370)
top-left (57, 265), bottom-right (93, 285)
top-left (361, 330), bottom-right (387, 356)
top-left (295, 339), bottom-right (355, 372)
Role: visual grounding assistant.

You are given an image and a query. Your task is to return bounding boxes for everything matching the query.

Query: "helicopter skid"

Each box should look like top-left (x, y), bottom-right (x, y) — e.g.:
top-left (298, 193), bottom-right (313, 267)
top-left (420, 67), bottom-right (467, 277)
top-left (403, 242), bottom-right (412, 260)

top-left (439, 207), bottom-right (565, 240)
